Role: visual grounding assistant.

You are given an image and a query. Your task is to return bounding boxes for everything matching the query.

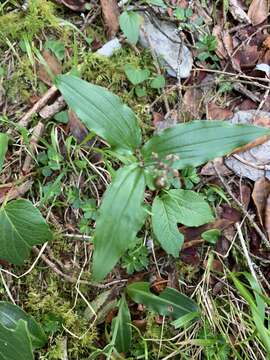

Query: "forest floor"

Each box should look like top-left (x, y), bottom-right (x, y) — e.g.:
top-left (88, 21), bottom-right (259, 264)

top-left (0, 0), bottom-right (270, 359)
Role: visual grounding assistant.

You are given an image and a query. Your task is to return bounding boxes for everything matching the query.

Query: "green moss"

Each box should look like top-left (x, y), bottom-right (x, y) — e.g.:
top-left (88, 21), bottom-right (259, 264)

top-left (0, 0), bottom-right (59, 43)
top-left (80, 48), bottom-right (156, 137)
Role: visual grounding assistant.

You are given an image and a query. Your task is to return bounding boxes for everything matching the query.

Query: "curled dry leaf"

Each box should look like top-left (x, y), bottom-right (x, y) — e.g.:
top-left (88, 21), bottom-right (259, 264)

top-left (252, 177), bottom-right (270, 227)
top-left (100, 0), bottom-right (120, 39)
top-left (225, 110), bottom-right (270, 181)
top-left (248, 0), bottom-right (269, 25)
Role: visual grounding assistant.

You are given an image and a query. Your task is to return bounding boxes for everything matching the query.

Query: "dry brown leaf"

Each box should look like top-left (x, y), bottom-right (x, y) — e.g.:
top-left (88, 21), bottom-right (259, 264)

top-left (53, 0), bottom-right (87, 11)
top-left (213, 26), bottom-right (233, 59)
top-left (100, 0), bottom-right (120, 39)
top-left (248, 0), bottom-right (269, 25)
top-left (234, 45), bottom-right (261, 69)
top-left (200, 157), bottom-right (232, 176)
top-left (229, 0), bottom-right (251, 23)
top-left (0, 180), bottom-right (33, 204)
top-left (265, 194), bottom-right (270, 240)
top-left (207, 102), bottom-right (233, 120)
top-left (263, 36), bottom-right (270, 49)
top-left (182, 88), bottom-right (204, 119)
top-left (38, 50), bottom-right (62, 86)
top-left (252, 177), bottom-right (270, 226)
top-left (68, 110), bottom-right (89, 143)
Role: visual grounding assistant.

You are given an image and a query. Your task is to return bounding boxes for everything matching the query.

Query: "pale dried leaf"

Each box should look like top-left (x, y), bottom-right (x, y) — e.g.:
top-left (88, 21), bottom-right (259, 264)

top-left (0, 181), bottom-right (33, 204)
top-left (248, 0), bottom-right (269, 25)
top-left (252, 177), bottom-right (270, 226)
top-left (265, 194), bottom-right (270, 240)
top-left (229, 0), bottom-right (251, 23)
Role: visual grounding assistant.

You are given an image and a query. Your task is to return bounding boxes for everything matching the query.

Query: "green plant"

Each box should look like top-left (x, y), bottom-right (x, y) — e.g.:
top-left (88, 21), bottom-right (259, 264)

top-left (196, 35), bottom-right (219, 62)
top-left (55, 74), bottom-right (270, 281)
top-left (122, 238), bottom-right (149, 274)
top-left (0, 301), bottom-right (47, 359)
top-left (124, 64), bottom-right (166, 97)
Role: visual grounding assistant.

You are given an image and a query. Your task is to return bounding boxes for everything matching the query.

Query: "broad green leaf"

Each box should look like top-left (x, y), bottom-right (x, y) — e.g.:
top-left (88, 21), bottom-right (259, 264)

top-left (150, 75), bottom-right (166, 89)
top-left (112, 295), bottom-right (132, 353)
top-left (0, 320), bottom-right (33, 360)
top-left (124, 64), bottom-right (150, 85)
top-left (0, 199), bottom-right (53, 265)
top-left (92, 165), bottom-right (145, 281)
top-left (0, 302), bottom-right (46, 348)
top-left (56, 75), bottom-right (141, 154)
top-left (142, 120), bottom-right (270, 169)
top-left (119, 11), bottom-right (142, 44)
top-left (152, 196), bottom-right (184, 257)
top-left (165, 189), bottom-right (214, 227)
top-left (127, 282), bottom-right (199, 320)
top-left (0, 133), bottom-right (9, 173)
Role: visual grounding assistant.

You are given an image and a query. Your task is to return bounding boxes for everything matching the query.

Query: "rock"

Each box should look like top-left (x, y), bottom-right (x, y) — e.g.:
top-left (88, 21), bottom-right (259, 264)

top-left (139, 14), bottom-right (193, 78)
top-left (96, 37), bottom-right (122, 57)
top-left (225, 110), bottom-right (270, 181)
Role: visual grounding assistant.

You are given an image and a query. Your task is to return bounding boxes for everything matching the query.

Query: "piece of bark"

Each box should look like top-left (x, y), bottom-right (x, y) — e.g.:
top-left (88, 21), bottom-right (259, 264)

top-left (39, 96), bottom-right (65, 120)
top-left (100, 0), bottom-right (120, 39)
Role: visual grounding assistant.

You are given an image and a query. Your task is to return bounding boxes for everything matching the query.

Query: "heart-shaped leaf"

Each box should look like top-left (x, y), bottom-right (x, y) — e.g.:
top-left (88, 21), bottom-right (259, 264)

top-left (0, 302), bottom-right (47, 348)
top-left (92, 164), bottom-right (145, 281)
top-left (0, 199), bottom-right (53, 265)
top-left (142, 120), bottom-right (270, 169)
top-left (119, 11), bottom-right (142, 44)
top-left (124, 65), bottom-right (150, 85)
top-left (127, 282), bottom-right (199, 320)
top-left (0, 320), bottom-right (33, 360)
top-left (0, 133), bottom-right (9, 173)
top-left (152, 196), bottom-right (184, 257)
top-left (164, 189), bottom-right (214, 227)
top-left (56, 75), bottom-right (141, 154)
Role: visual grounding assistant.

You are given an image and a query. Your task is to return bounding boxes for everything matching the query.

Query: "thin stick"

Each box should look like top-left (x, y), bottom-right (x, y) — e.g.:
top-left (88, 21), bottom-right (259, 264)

top-left (236, 222), bottom-right (259, 282)
top-left (16, 85), bottom-right (58, 129)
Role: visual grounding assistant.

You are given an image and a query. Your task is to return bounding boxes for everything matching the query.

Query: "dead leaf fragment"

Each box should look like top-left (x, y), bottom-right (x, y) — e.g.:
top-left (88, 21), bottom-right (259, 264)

top-left (38, 50), bottom-right (62, 86)
top-left (201, 157), bottom-right (232, 176)
top-left (54, 0), bottom-right (87, 11)
top-left (213, 26), bottom-right (233, 59)
top-left (265, 194), bottom-right (270, 240)
top-left (100, 0), bottom-right (120, 39)
top-left (0, 180), bottom-right (33, 204)
top-left (229, 0), bottom-right (251, 23)
top-left (248, 0), bottom-right (269, 25)
top-left (182, 88), bottom-right (204, 119)
top-left (207, 102), bottom-right (233, 120)
top-left (68, 110), bottom-right (89, 143)
top-left (252, 177), bottom-right (270, 226)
